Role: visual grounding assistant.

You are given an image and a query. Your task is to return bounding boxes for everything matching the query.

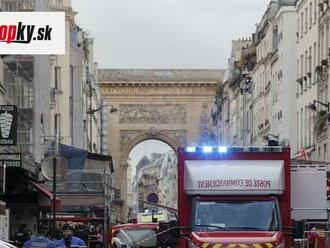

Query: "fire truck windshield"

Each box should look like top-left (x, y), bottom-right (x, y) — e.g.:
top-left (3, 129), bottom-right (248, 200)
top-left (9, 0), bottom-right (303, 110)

top-left (192, 199), bottom-right (280, 232)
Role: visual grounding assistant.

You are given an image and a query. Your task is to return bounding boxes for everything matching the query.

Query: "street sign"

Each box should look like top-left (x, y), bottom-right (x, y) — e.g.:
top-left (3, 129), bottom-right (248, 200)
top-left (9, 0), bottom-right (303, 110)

top-left (0, 105), bottom-right (17, 146)
top-left (147, 193), bottom-right (159, 204)
top-left (0, 153), bottom-right (21, 168)
top-left (0, 153), bottom-right (20, 195)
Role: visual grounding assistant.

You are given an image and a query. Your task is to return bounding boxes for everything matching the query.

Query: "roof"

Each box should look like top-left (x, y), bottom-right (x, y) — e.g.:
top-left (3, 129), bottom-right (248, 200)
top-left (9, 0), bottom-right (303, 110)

top-left (98, 69), bottom-right (225, 82)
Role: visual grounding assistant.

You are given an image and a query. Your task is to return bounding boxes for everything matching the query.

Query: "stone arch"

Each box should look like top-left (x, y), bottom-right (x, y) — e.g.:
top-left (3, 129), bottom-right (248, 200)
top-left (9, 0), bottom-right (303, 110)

top-left (119, 130), bottom-right (181, 167)
top-left (99, 69), bottom-right (225, 222)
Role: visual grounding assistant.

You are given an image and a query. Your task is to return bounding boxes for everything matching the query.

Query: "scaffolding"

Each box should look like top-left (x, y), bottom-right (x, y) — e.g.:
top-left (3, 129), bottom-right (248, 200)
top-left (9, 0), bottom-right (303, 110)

top-left (3, 56), bottom-right (35, 160)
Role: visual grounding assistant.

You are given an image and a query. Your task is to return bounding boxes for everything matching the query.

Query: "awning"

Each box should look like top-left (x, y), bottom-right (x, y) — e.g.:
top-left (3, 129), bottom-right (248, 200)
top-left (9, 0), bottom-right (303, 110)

top-left (29, 180), bottom-right (61, 210)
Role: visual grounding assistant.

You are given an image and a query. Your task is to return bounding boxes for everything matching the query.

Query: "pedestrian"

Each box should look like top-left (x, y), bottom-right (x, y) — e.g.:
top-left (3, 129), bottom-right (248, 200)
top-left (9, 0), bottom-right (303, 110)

top-left (55, 224), bottom-right (86, 248)
top-left (74, 225), bottom-right (88, 245)
top-left (23, 226), bottom-right (55, 248)
top-left (15, 224), bottom-right (32, 248)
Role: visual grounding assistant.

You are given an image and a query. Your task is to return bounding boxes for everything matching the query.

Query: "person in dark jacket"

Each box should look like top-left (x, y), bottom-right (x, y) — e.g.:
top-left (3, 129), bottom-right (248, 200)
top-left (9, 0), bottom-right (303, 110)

top-left (23, 226), bottom-right (55, 248)
top-left (15, 224), bottom-right (32, 248)
top-left (55, 225), bottom-right (86, 248)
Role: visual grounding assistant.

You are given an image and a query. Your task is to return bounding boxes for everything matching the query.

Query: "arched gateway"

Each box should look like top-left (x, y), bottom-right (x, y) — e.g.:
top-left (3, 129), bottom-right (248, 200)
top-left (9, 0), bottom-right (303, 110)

top-left (98, 69), bottom-right (224, 222)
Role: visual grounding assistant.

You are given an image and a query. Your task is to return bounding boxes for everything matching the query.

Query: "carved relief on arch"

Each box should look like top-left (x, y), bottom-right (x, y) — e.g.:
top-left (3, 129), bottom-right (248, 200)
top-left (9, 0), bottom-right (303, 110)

top-left (119, 129), bottom-right (187, 152)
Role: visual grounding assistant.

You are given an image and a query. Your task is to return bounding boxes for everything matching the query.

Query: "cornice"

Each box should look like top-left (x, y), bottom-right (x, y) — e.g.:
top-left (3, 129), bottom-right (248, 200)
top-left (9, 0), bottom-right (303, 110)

top-left (98, 69), bottom-right (225, 82)
top-left (98, 81), bottom-right (219, 87)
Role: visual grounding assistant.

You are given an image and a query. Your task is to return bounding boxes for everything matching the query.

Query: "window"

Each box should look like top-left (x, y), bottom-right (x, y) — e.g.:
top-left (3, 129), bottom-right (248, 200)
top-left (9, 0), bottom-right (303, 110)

top-left (297, 59), bottom-right (300, 96)
top-left (318, 38), bottom-right (321, 64)
top-left (314, 0), bottom-right (317, 23)
top-left (297, 111), bottom-right (299, 150)
top-left (301, 12), bottom-right (304, 36)
top-left (326, 24), bottom-right (329, 60)
top-left (320, 29), bottom-right (324, 60)
top-left (297, 17), bottom-right (300, 40)
top-left (305, 8), bottom-right (308, 32)
top-left (301, 108), bottom-right (303, 148)
top-left (310, 2), bottom-right (313, 28)
top-left (193, 200), bottom-right (280, 232)
top-left (313, 42), bottom-right (317, 83)
top-left (309, 47), bottom-right (312, 86)
top-left (324, 143), bottom-right (327, 162)
top-left (308, 110), bottom-right (311, 146)
top-left (301, 54), bottom-right (304, 93)
top-left (54, 66), bottom-right (61, 90)
top-left (305, 107), bottom-right (308, 146)
top-left (54, 113), bottom-right (61, 136)
top-left (69, 65), bottom-right (74, 141)
top-left (305, 50), bottom-right (308, 90)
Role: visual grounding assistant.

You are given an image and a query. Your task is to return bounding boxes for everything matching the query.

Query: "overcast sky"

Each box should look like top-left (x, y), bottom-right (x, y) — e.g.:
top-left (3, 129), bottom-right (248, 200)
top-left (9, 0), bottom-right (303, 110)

top-left (71, 0), bottom-right (269, 69)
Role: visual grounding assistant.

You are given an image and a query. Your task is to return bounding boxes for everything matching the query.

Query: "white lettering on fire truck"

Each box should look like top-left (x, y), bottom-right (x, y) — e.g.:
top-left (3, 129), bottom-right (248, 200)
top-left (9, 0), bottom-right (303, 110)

top-left (197, 179), bottom-right (271, 189)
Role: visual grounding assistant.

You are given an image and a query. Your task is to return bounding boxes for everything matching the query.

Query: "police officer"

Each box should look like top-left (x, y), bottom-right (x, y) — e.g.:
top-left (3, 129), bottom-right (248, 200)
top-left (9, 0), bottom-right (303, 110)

top-left (55, 225), bottom-right (86, 248)
top-left (23, 226), bottom-right (55, 248)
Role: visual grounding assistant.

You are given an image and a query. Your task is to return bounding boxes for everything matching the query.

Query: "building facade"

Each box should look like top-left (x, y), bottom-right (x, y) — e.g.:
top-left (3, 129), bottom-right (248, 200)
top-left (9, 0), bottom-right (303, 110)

top-left (295, 0), bottom-right (320, 160)
top-left (0, 0), bottom-right (105, 237)
top-left (217, 0), bottom-right (297, 155)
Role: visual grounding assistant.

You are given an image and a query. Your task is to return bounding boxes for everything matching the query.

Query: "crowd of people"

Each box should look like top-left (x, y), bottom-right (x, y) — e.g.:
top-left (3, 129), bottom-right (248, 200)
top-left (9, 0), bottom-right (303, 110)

top-left (14, 224), bottom-right (104, 248)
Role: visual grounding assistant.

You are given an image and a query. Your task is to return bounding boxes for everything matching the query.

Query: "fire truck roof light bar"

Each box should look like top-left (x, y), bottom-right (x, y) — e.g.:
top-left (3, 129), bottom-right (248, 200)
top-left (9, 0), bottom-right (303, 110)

top-left (218, 146), bottom-right (228, 153)
top-left (202, 146), bottom-right (213, 153)
top-left (186, 146), bottom-right (197, 153)
top-left (184, 146), bottom-right (283, 153)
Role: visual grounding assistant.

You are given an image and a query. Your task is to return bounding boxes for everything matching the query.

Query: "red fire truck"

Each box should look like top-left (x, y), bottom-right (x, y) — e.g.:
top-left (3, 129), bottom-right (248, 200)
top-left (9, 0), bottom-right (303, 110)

top-left (177, 146), bottom-right (328, 248)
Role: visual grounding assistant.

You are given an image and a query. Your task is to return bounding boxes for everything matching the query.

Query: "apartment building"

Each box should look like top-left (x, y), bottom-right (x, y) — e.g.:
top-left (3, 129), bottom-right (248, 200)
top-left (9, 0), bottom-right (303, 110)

top-left (295, 0), bottom-right (321, 160)
top-left (271, 2), bottom-right (297, 152)
top-left (215, 38), bottom-right (253, 146)
top-left (252, 1), bottom-right (277, 146)
top-left (216, 0), bottom-right (297, 152)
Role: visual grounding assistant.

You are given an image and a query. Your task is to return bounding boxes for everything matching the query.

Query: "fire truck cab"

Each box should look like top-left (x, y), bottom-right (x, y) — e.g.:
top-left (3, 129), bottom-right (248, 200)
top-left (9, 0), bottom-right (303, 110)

top-left (177, 146), bottom-right (328, 248)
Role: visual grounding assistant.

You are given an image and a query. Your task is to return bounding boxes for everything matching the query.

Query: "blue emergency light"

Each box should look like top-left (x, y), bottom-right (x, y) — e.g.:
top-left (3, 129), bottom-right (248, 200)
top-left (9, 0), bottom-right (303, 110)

top-left (186, 146), bottom-right (197, 153)
top-left (202, 146), bottom-right (213, 153)
top-left (218, 146), bottom-right (228, 153)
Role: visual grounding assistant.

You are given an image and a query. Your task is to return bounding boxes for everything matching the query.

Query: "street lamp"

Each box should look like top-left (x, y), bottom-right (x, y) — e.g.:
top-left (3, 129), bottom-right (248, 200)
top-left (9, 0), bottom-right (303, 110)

top-left (87, 101), bottom-right (118, 152)
top-left (239, 68), bottom-right (254, 146)
top-left (307, 100), bottom-right (330, 112)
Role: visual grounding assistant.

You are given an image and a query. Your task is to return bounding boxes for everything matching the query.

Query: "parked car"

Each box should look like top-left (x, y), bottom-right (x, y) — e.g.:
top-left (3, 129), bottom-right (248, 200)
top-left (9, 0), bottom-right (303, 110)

top-left (109, 223), bottom-right (158, 248)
